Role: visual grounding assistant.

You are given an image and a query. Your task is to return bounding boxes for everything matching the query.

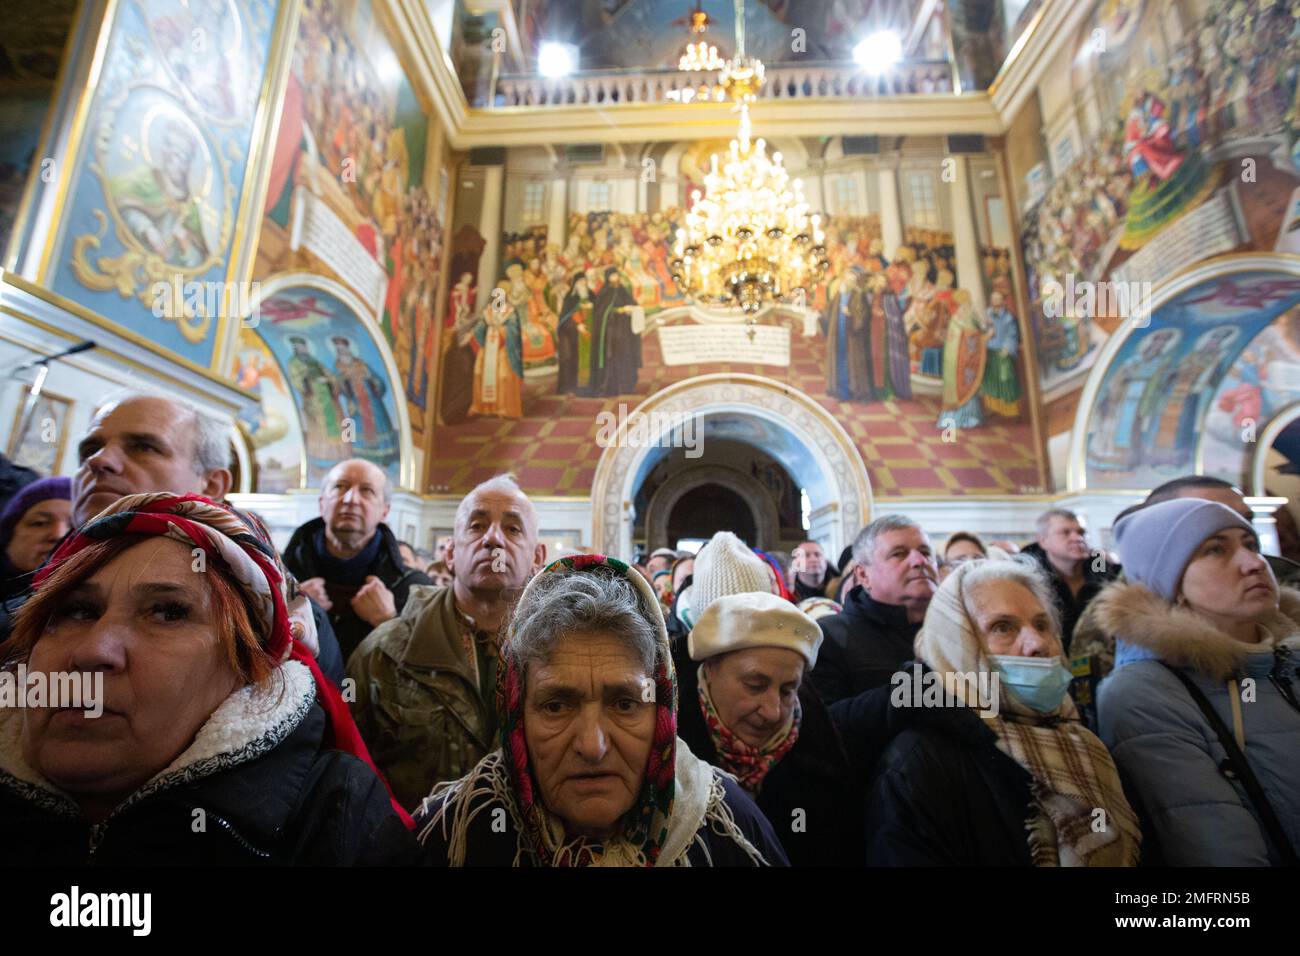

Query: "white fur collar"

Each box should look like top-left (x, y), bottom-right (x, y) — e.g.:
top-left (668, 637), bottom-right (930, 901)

top-left (0, 660), bottom-right (315, 818)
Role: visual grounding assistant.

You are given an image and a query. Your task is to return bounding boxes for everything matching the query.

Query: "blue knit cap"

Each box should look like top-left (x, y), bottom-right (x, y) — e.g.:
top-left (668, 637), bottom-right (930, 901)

top-left (1113, 498), bottom-right (1256, 602)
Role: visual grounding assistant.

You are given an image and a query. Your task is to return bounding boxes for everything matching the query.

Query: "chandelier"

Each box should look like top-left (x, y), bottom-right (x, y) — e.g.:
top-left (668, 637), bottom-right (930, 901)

top-left (679, 40), bottom-right (724, 71)
top-left (670, 3), bottom-right (828, 315)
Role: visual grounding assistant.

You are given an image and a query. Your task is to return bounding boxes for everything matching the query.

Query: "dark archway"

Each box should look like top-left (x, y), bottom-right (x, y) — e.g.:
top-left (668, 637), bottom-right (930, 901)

top-left (667, 483), bottom-right (757, 548)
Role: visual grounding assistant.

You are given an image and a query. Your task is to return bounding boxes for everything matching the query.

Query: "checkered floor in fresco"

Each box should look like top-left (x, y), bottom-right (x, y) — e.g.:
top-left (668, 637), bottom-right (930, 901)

top-left (430, 328), bottom-right (1042, 497)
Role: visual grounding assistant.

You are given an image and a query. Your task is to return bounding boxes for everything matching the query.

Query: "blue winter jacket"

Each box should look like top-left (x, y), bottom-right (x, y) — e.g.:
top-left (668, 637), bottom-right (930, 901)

top-left (1095, 582), bottom-right (1300, 866)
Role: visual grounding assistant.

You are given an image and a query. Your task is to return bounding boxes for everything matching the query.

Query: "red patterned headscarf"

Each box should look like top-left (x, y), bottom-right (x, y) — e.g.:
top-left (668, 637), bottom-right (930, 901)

top-left (35, 493), bottom-right (413, 829)
top-left (497, 553), bottom-right (677, 866)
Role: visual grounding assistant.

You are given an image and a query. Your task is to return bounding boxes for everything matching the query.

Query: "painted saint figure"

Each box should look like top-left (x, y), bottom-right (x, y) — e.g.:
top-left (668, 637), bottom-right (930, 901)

top-left (1147, 325), bottom-right (1239, 467)
top-left (113, 120), bottom-right (210, 267)
top-left (286, 336), bottom-right (350, 464)
top-left (332, 336), bottom-right (398, 459)
top-left (588, 267), bottom-right (640, 397)
top-left (880, 258), bottom-right (914, 400)
top-left (826, 267), bottom-right (876, 401)
top-left (1091, 329), bottom-right (1181, 471)
top-left (470, 281), bottom-right (524, 418)
top-left (980, 290), bottom-right (1022, 419)
top-left (505, 259), bottom-right (554, 368)
top-left (936, 290), bottom-right (990, 430)
top-left (556, 271), bottom-right (593, 395)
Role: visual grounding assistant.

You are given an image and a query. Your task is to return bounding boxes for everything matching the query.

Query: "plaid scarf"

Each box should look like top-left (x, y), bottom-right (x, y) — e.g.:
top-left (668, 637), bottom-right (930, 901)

top-left (697, 664), bottom-right (801, 794)
top-left (497, 554), bottom-right (677, 866)
top-left (36, 493), bottom-right (412, 828)
top-left (913, 561), bottom-right (1141, 867)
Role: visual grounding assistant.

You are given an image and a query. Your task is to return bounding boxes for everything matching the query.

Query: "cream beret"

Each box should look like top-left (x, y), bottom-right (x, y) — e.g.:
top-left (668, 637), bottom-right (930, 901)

top-left (688, 590), bottom-right (823, 667)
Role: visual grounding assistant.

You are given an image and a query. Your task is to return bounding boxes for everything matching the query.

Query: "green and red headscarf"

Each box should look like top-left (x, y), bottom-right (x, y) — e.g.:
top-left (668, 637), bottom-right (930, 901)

top-left (35, 493), bottom-right (413, 828)
top-left (497, 553), bottom-right (678, 866)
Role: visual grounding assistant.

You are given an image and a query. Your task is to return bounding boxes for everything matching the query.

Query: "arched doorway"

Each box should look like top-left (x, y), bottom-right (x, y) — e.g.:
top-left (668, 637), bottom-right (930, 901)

top-left (668, 483), bottom-right (757, 546)
top-left (642, 460), bottom-right (784, 551)
top-left (590, 373), bottom-right (873, 558)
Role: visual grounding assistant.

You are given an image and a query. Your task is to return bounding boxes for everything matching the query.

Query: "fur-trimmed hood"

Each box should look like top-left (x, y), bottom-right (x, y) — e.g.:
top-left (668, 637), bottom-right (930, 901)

top-left (0, 659), bottom-right (315, 819)
top-left (1091, 581), bottom-right (1300, 681)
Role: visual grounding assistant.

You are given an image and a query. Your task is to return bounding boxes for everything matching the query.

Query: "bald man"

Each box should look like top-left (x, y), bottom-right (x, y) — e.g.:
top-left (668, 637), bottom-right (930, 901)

top-left (284, 459), bottom-right (432, 662)
top-left (348, 473), bottom-right (547, 807)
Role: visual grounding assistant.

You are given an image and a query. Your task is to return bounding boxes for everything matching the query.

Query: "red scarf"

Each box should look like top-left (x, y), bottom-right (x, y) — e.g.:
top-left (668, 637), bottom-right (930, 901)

top-left (697, 665), bottom-right (801, 794)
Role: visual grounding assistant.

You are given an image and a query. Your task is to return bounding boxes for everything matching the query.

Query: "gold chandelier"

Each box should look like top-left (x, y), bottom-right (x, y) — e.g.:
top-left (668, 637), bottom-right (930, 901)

top-left (679, 40), bottom-right (724, 71)
top-left (670, 3), bottom-right (827, 314)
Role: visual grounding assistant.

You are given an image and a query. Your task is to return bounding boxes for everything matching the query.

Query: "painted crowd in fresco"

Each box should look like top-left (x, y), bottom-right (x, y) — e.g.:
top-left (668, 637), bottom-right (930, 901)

top-left (257, 0), bottom-right (445, 441)
top-left (1023, 0), bottom-right (1300, 391)
top-left (441, 207), bottom-right (1024, 434)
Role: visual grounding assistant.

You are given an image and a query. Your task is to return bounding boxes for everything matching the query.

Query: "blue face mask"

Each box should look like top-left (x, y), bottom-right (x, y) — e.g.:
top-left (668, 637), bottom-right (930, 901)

top-left (988, 655), bottom-right (1074, 715)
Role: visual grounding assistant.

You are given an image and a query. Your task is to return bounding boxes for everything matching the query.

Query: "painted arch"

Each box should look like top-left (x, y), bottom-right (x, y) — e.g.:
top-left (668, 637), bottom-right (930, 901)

top-left (1072, 254), bottom-right (1300, 492)
top-left (240, 274), bottom-right (413, 491)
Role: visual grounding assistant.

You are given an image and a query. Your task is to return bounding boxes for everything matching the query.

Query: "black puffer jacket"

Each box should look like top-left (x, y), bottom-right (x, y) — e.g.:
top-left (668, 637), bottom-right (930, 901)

top-left (831, 664), bottom-right (1035, 866)
top-left (0, 661), bottom-right (418, 865)
top-left (811, 588), bottom-right (921, 704)
top-left (675, 655), bottom-right (863, 866)
top-left (283, 518), bottom-right (432, 663)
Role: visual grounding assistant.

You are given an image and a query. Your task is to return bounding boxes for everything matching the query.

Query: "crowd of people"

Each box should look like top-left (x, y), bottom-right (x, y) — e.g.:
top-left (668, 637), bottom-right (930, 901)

top-left (0, 393), bottom-right (1296, 867)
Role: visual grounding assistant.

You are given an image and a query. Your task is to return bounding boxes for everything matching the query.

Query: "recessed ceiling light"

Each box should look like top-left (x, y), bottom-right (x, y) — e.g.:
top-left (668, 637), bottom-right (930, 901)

top-left (854, 31), bottom-right (902, 74)
top-left (538, 42), bottom-right (577, 78)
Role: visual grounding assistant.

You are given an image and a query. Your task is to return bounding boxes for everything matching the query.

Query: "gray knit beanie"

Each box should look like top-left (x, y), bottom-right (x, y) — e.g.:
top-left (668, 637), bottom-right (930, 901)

top-left (1113, 498), bottom-right (1256, 602)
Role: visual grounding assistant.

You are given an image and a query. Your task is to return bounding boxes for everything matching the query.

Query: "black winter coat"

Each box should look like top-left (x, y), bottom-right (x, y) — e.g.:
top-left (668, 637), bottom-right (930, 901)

top-left (674, 655), bottom-right (863, 865)
top-left (0, 665), bottom-right (418, 866)
top-left (830, 665), bottom-right (1035, 865)
top-left (283, 518), bottom-right (432, 663)
top-left (811, 588), bottom-right (921, 705)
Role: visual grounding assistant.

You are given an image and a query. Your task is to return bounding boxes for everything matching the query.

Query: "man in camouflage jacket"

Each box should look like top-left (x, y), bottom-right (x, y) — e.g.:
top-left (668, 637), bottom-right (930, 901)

top-left (348, 475), bottom-right (546, 810)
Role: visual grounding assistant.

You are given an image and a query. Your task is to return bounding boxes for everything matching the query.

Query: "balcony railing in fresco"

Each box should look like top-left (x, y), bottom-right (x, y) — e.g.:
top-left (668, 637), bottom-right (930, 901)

top-left (491, 60), bottom-right (955, 109)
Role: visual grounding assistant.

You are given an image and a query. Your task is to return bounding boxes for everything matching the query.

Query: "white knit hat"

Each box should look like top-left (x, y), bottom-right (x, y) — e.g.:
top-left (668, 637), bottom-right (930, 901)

top-left (691, 531), bottom-right (772, 617)
top-left (689, 591), bottom-right (823, 666)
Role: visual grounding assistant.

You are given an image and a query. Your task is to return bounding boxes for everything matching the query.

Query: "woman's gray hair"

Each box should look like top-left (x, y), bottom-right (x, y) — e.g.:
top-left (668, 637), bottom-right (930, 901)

top-left (509, 569), bottom-right (661, 679)
top-left (960, 556), bottom-right (1063, 641)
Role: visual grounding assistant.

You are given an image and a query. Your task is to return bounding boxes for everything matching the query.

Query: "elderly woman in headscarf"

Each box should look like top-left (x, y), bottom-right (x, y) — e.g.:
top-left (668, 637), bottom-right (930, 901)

top-left (0, 493), bottom-right (417, 865)
top-left (859, 558), bottom-right (1140, 866)
top-left (1096, 499), bottom-right (1300, 865)
top-left (414, 555), bottom-right (788, 866)
top-left (679, 591), bottom-right (861, 866)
